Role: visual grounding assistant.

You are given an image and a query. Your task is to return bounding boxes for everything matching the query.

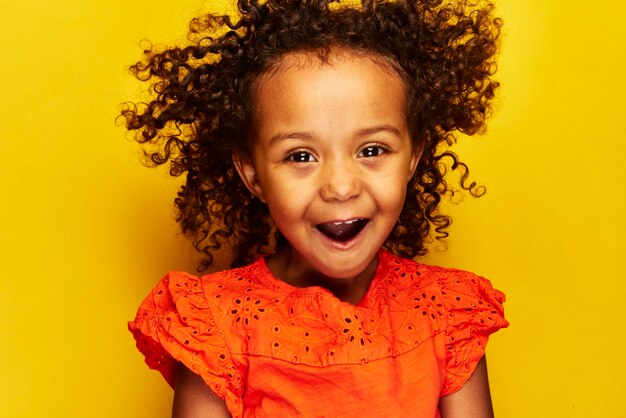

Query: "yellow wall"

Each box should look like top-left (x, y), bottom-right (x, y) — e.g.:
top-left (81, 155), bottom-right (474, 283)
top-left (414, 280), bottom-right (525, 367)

top-left (1, 0), bottom-right (624, 416)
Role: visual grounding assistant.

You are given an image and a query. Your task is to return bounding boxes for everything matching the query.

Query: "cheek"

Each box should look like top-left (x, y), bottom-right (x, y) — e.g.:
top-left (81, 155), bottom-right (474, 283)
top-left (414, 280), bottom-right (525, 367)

top-left (376, 176), bottom-right (409, 218)
top-left (262, 184), bottom-right (307, 222)
top-left (390, 187), bottom-right (408, 214)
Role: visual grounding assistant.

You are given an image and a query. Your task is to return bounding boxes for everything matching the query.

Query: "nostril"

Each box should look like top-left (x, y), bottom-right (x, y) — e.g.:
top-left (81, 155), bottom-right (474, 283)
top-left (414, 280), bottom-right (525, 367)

top-left (319, 168), bottom-right (362, 201)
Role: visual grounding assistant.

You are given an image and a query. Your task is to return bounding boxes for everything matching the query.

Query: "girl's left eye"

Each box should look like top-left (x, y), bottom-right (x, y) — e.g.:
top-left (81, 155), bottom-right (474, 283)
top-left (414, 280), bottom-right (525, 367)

top-left (287, 151), bottom-right (317, 163)
top-left (358, 146), bottom-right (387, 158)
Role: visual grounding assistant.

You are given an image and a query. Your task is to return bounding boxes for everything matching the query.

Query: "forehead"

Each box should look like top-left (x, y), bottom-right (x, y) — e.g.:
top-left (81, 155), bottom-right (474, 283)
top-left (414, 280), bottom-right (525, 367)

top-left (251, 50), bottom-right (408, 128)
top-left (256, 48), bottom-right (407, 93)
top-left (264, 48), bottom-right (405, 78)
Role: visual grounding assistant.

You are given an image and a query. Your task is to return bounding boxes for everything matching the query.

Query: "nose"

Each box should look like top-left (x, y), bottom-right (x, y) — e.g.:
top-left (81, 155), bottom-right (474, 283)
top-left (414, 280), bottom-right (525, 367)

top-left (319, 158), bottom-right (362, 202)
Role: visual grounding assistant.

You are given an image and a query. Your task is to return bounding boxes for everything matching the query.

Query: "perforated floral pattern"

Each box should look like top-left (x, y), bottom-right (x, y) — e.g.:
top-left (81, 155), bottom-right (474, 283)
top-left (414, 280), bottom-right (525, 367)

top-left (129, 250), bottom-right (507, 417)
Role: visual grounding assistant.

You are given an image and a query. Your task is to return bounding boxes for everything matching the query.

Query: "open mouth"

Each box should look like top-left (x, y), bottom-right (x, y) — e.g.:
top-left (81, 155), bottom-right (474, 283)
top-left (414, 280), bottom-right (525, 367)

top-left (315, 218), bottom-right (369, 243)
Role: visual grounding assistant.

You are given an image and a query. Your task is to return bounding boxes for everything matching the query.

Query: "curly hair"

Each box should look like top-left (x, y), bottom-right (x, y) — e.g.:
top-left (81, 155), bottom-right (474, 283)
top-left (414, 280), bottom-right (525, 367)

top-left (120, 0), bottom-right (501, 270)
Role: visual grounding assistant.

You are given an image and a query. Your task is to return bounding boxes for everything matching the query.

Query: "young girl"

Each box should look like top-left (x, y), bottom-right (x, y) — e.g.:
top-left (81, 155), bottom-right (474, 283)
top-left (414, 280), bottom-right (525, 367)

top-left (125, 0), bottom-right (508, 416)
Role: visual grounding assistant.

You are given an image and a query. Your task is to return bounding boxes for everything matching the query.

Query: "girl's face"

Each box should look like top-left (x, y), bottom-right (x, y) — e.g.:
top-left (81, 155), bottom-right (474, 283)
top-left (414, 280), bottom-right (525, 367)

top-left (234, 51), bottom-right (419, 284)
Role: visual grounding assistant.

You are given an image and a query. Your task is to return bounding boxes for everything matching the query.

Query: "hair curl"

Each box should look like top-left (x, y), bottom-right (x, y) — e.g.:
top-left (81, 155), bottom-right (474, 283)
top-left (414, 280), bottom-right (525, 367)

top-left (120, 0), bottom-right (501, 270)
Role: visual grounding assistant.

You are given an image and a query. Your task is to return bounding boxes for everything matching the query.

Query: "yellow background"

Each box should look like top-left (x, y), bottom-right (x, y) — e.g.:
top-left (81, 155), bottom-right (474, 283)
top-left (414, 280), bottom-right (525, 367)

top-left (1, 0), bottom-right (624, 416)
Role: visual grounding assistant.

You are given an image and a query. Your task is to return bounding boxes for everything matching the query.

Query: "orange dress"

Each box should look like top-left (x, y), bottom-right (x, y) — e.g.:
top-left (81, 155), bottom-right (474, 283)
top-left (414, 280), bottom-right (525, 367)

top-left (129, 250), bottom-right (508, 417)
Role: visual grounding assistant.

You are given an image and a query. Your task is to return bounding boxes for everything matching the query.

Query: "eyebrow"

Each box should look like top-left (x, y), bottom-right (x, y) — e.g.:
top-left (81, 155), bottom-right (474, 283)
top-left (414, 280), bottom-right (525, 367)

top-left (357, 125), bottom-right (402, 138)
top-left (269, 131), bottom-right (314, 146)
top-left (268, 125), bottom-right (402, 146)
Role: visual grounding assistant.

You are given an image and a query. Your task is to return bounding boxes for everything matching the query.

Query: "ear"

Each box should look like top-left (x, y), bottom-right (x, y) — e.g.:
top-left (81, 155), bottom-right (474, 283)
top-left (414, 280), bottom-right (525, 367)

top-left (232, 151), bottom-right (266, 203)
top-left (407, 148), bottom-right (422, 182)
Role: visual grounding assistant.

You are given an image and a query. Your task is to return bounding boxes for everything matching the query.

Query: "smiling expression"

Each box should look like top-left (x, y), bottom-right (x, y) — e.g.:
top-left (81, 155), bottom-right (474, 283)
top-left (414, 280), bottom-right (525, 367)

top-left (234, 50), bottom-right (420, 288)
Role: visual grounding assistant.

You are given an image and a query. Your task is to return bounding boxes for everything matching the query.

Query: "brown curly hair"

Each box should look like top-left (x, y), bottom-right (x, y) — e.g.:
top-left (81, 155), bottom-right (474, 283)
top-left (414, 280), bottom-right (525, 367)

top-left (120, 0), bottom-right (501, 270)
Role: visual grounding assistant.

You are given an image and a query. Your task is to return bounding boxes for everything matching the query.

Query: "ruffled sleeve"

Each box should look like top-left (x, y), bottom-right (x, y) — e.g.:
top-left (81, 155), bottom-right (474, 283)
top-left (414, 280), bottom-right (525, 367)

top-left (437, 270), bottom-right (508, 396)
top-left (128, 272), bottom-right (244, 417)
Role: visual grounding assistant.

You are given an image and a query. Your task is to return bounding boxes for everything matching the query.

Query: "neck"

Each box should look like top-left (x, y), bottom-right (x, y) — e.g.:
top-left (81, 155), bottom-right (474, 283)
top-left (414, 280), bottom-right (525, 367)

top-left (265, 247), bottom-right (379, 305)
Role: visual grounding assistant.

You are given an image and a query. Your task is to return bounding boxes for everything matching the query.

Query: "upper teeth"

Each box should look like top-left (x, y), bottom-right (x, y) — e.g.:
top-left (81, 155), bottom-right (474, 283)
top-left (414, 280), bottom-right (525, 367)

top-left (333, 219), bottom-right (359, 226)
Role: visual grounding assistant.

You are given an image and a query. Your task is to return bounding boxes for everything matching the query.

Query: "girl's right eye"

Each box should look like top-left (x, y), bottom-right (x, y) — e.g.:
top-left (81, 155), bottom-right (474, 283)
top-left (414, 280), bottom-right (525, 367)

top-left (287, 151), bottom-right (316, 163)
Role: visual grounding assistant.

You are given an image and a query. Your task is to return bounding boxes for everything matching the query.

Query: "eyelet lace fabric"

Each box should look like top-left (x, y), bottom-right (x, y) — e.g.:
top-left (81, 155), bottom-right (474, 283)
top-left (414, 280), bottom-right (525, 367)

top-left (129, 250), bottom-right (508, 417)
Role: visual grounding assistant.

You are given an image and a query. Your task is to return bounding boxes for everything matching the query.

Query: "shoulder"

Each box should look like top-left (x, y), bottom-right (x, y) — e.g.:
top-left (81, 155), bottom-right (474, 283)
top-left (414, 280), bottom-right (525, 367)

top-left (380, 251), bottom-right (508, 349)
top-left (382, 253), bottom-right (509, 396)
top-left (380, 251), bottom-right (504, 303)
top-left (384, 255), bottom-right (510, 397)
top-left (127, 264), bottom-right (266, 416)
top-left (377, 253), bottom-right (504, 333)
top-left (129, 265), bottom-right (248, 321)
top-left (144, 257), bottom-right (270, 308)
top-left (381, 251), bottom-right (506, 307)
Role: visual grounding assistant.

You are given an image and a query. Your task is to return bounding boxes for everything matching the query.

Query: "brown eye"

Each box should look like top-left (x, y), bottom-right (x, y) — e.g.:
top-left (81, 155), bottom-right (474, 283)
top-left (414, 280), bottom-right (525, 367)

top-left (287, 151), bottom-right (316, 162)
top-left (358, 146), bottom-right (386, 158)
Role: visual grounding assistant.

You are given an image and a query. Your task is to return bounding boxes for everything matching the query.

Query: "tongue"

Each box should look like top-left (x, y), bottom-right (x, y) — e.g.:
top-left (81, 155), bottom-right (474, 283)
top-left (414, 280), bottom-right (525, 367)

top-left (316, 219), bottom-right (368, 242)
